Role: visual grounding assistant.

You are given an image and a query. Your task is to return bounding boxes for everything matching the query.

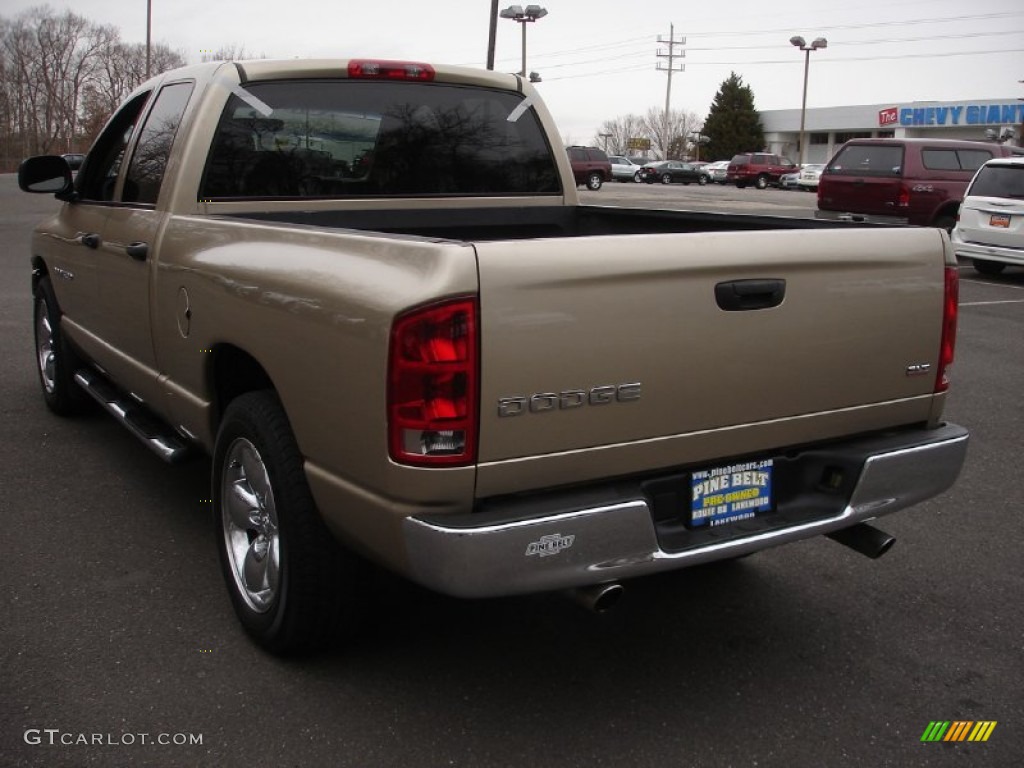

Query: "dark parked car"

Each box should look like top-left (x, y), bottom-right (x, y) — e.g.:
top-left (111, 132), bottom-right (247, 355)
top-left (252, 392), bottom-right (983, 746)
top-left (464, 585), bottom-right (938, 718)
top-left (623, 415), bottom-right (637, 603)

top-left (566, 146), bottom-right (611, 190)
top-left (638, 161), bottom-right (709, 185)
top-left (726, 152), bottom-right (796, 189)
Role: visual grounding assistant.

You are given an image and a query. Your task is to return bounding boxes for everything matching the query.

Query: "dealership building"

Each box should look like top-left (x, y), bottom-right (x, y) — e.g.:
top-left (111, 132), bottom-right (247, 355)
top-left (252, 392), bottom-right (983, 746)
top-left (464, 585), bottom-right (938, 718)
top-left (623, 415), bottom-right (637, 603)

top-left (759, 97), bottom-right (1024, 164)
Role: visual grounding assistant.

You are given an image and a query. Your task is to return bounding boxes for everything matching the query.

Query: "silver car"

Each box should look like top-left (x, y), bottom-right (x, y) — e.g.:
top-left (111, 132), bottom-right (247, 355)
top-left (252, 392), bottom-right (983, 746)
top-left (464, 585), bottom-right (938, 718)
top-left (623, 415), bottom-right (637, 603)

top-left (608, 155), bottom-right (643, 183)
top-left (951, 156), bottom-right (1024, 275)
top-left (797, 164), bottom-right (825, 191)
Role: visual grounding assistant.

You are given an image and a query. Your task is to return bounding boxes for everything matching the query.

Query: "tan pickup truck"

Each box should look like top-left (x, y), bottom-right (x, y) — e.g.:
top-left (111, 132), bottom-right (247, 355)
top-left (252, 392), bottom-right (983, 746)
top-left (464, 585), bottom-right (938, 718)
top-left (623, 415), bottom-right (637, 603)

top-left (19, 58), bottom-right (968, 655)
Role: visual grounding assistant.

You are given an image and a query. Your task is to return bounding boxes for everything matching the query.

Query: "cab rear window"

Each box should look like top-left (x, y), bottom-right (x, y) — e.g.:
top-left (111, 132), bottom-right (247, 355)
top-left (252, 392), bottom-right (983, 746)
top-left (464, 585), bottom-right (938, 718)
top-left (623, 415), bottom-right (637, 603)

top-left (200, 79), bottom-right (561, 199)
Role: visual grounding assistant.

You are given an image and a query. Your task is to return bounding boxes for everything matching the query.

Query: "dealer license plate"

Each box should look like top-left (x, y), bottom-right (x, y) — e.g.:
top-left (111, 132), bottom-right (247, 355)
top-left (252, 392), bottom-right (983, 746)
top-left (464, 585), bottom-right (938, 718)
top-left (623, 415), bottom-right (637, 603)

top-left (990, 214), bottom-right (1010, 228)
top-left (690, 460), bottom-right (773, 528)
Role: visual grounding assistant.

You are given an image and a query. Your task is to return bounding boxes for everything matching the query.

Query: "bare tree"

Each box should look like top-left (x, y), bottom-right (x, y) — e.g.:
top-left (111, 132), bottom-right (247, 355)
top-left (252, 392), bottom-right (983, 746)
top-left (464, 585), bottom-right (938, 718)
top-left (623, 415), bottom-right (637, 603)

top-left (81, 41), bottom-right (186, 141)
top-left (200, 44), bottom-right (267, 63)
top-left (643, 107), bottom-right (703, 160)
top-left (0, 5), bottom-right (188, 168)
top-left (594, 114), bottom-right (646, 156)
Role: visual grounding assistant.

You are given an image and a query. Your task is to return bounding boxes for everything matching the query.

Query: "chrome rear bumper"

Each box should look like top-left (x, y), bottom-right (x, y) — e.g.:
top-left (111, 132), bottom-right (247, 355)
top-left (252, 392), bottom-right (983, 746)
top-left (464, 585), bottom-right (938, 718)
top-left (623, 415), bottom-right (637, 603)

top-left (403, 424), bottom-right (968, 598)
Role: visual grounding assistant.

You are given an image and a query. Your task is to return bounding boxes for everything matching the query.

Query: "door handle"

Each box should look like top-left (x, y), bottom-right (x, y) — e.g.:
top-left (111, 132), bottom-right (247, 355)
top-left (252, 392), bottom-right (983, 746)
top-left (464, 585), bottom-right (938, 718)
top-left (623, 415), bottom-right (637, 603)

top-left (79, 232), bottom-right (101, 249)
top-left (715, 279), bottom-right (786, 311)
top-left (125, 242), bottom-right (149, 261)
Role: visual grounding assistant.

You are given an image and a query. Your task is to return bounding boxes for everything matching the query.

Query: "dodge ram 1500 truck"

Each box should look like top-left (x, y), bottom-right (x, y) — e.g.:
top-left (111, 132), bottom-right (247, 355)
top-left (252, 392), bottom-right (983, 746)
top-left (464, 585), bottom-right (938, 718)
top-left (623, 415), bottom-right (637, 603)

top-left (19, 58), bottom-right (968, 655)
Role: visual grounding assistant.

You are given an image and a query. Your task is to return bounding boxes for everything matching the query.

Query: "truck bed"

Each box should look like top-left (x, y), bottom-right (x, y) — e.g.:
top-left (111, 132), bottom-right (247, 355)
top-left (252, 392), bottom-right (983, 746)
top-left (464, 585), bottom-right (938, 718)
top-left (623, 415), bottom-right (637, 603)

top-left (227, 204), bottom-right (872, 242)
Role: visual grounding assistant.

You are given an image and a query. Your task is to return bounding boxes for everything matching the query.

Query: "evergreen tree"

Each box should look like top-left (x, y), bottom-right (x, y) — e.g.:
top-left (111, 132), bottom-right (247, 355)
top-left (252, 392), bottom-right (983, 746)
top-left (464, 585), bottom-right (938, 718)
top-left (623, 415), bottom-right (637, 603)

top-left (702, 72), bottom-right (765, 161)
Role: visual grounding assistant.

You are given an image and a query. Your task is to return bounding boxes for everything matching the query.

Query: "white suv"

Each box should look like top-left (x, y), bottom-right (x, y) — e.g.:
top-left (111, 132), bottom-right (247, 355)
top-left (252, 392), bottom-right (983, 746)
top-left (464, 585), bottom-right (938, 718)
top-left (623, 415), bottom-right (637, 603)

top-left (952, 156), bottom-right (1024, 275)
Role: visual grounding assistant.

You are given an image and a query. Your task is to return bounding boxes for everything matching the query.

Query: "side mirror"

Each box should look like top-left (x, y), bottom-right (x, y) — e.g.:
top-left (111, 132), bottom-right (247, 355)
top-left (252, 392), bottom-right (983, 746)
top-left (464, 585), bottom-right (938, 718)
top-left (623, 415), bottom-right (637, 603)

top-left (18, 155), bottom-right (74, 197)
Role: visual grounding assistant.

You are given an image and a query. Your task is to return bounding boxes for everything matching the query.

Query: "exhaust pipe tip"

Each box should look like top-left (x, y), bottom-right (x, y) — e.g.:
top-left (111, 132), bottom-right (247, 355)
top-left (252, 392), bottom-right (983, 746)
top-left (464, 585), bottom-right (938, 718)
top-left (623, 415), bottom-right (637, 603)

top-left (827, 522), bottom-right (896, 560)
top-left (568, 582), bottom-right (624, 613)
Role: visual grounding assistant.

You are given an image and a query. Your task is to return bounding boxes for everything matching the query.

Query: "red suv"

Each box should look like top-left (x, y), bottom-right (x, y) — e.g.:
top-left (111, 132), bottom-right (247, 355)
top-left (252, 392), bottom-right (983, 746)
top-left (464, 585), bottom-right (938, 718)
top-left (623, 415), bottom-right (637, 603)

top-left (725, 152), bottom-right (797, 189)
top-left (816, 138), bottom-right (1024, 229)
top-left (566, 146), bottom-right (611, 190)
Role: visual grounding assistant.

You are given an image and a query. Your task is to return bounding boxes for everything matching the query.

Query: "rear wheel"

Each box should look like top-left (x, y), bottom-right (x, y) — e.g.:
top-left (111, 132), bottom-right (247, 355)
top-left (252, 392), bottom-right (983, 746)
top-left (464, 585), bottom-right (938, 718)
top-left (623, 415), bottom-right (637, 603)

top-left (698, 175), bottom-right (708, 186)
top-left (33, 276), bottom-right (87, 415)
top-left (973, 259), bottom-right (1006, 275)
top-left (931, 213), bottom-right (957, 233)
top-left (661, 174), bottom-right (672, 185)
top-left (586, 172), bottom-right (603, 191)
top-left (214, 391), bottom-right (366, 655)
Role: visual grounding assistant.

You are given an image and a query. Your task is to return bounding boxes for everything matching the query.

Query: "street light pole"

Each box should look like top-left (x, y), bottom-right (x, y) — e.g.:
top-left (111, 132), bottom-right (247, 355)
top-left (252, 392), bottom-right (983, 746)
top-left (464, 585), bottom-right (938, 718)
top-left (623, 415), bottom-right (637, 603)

top-left (789, 35), bottom-right (827, 167)
top-left (146, 0), bottom-right (152, 79)
top-left (499, 5), bottom-right (547, 78)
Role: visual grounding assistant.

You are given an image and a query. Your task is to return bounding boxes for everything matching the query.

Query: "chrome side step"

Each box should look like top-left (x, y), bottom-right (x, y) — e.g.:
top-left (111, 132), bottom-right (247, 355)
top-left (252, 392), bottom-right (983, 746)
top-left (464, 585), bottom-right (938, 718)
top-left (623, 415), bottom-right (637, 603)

top-left (73, 369), bottom-right (192, 464)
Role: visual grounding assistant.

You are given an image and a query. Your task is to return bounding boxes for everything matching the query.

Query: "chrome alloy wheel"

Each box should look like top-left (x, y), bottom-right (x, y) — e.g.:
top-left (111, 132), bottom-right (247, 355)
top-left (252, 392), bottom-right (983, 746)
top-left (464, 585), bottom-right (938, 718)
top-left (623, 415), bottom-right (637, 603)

top-left (35, 298), bottom-right (57, 394)
top-left (221, 437), bottom-right (280, 613)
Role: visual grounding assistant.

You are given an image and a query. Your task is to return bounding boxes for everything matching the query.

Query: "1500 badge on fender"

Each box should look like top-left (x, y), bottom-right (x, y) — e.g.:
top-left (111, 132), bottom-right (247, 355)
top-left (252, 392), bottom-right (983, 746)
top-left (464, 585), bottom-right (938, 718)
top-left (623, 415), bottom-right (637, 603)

top-left (498, 383), bottom-right (642, 417)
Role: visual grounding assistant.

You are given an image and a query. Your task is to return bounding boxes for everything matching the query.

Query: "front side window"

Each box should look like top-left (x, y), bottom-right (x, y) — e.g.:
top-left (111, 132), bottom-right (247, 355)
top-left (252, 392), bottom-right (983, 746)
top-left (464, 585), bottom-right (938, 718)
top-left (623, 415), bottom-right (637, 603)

top-left (123, 81), bottom-right (195, 205)
top-left (77, 91), bottom-right (151, 202)
top-left (200, 80), bottom-right (561, 199)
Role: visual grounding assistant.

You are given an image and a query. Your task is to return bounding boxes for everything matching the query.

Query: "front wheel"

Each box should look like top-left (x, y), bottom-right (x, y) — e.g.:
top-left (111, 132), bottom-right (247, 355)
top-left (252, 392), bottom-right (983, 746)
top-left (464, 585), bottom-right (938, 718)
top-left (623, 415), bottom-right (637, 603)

top-left (973, 259), bottom-right (1006, 275)
top-left (33, 276), bottom-right (87, 415)
top-left (661, 174), bottom-right (672, 185)
top-left (633, 170), bottom-right (642, 183)
top-left (755, 174), bottom-right (769, 190)
top-left (698, 175), bottom-right (708, 186)
top-left (214, 391), bottom-right (366, 655)
top-left (586, 172), bottom-right (603, 191)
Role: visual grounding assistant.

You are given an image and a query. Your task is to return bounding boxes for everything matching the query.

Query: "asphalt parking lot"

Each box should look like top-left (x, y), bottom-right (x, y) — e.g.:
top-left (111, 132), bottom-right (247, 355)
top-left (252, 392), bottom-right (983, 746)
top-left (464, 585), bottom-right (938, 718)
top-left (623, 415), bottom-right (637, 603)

top-left (2, 174), bottom-right (1022, 767)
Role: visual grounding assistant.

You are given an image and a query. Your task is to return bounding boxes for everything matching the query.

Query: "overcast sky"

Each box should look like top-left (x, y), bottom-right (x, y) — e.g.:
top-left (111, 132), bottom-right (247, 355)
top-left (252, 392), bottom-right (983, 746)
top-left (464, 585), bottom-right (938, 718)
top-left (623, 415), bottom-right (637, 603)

top-left (3, 0), bottom-right (1022, 141)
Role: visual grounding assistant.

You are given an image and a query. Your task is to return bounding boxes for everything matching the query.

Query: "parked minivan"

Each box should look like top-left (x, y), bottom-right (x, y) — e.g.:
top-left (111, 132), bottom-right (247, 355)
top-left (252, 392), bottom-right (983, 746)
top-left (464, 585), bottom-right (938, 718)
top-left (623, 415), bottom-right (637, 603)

top-left (816, 138), bottom-right (1024, 230)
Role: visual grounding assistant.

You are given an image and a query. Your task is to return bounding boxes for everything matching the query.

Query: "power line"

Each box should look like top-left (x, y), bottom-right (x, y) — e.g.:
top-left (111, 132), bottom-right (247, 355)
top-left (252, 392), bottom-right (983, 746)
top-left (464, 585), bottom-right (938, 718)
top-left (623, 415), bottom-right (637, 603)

top-left (542, 47), bottom-right (1024, 82)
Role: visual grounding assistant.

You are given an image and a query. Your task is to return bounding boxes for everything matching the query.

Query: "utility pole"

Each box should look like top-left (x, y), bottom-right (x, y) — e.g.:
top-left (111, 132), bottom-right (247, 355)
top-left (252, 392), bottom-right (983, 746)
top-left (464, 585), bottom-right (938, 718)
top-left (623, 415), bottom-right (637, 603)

top-left (656, 23), bottom-right (685, 158)
top-left (486, 0), bottom-right (498, 69)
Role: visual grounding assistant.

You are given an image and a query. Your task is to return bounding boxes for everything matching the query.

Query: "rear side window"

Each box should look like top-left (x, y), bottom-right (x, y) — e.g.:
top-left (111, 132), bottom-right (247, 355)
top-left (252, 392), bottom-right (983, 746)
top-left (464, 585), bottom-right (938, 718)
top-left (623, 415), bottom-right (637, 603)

top-left (921, 148), bottom-right (995, 172)
top-left (968, 165), bottom-right (1024, 199)
top-left (200, 79), bottom-right (561, 198)
top-left (124, 81), bottom-right (195, 205)
top-left (827, 145), bottom-right (904, 177)
top-left (729, 155), bottom-right (750, 165)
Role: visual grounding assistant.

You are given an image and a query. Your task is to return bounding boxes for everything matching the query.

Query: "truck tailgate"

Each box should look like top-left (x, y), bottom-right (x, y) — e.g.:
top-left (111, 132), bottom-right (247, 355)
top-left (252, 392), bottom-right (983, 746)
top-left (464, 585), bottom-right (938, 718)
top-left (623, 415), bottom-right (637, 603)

top-left (474, 227), bottom-right (948, 491)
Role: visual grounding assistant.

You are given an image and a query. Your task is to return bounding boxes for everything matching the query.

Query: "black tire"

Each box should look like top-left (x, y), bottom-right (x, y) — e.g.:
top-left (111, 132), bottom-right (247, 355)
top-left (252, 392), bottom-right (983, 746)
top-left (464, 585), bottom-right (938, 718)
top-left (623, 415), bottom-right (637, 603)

top-left (586, 172), bottom-right (603, 191)
top-left (661, 174), bottom-right (672, 185)
top-left (33, 275), bottom-right (87, 416)
top-left (736, 182), bottom-right (747, 189)
top-left (755, 174), bottom-right (769, 190)
top-left (973, 259), bottom-right (1006, 275)
top-left (931, 213), bottom-right (957, 233)
top-left (213, 391), bottom-right (366, 655)
top-left (633, 170), bottom-right (642, 183)
top-left (698, 175), bottom-right (708, 186)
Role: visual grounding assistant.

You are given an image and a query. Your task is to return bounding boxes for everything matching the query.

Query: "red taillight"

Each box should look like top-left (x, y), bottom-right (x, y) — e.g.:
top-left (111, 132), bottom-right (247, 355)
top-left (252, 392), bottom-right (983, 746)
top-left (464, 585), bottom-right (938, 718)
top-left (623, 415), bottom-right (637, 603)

top-left (935, 266), bottom-right (959, 393)
top-left (897, 184), bottom-right (911, 209)
top-left (348, 60), bottom-right (435, 81)
top-left (388, 298), bottom-right (477, 466)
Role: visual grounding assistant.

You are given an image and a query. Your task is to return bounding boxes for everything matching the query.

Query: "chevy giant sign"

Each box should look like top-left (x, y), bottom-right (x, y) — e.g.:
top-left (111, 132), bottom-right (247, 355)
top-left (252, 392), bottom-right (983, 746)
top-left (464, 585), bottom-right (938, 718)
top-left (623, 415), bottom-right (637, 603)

top-left (880, 103), bottom-right (1024, 128)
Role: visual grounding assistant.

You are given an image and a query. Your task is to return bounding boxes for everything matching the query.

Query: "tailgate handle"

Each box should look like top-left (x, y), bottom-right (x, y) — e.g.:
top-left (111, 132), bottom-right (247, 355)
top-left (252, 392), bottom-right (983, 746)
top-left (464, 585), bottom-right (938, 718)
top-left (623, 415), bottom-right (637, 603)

top-left (715, 279), bottom-right (786, 311)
